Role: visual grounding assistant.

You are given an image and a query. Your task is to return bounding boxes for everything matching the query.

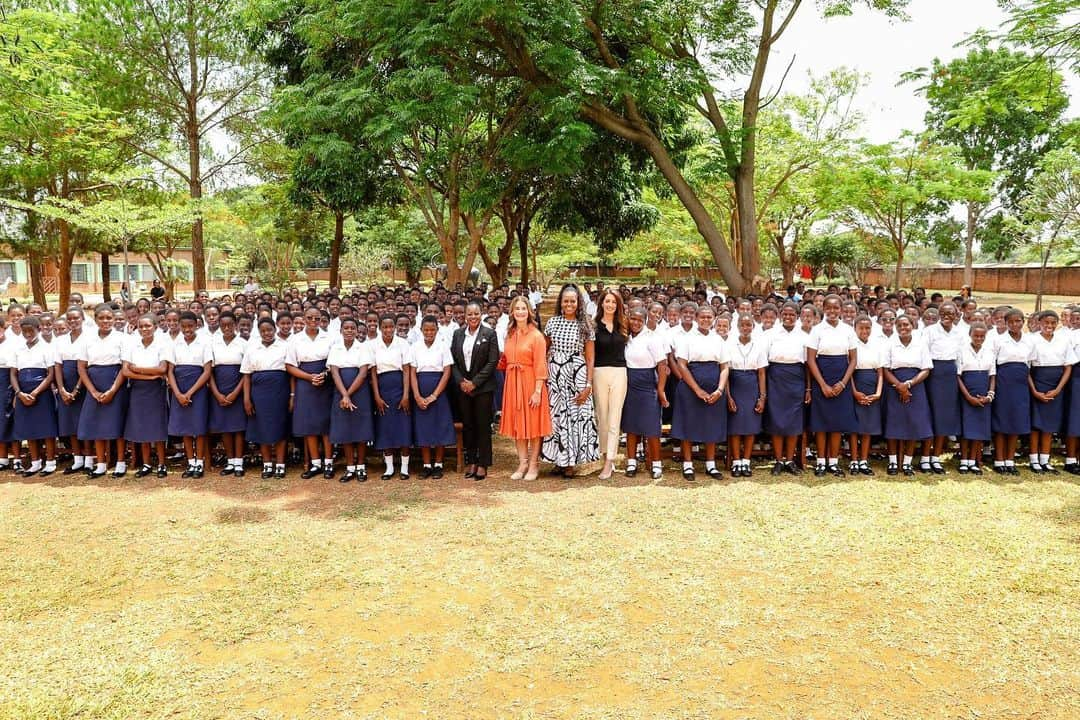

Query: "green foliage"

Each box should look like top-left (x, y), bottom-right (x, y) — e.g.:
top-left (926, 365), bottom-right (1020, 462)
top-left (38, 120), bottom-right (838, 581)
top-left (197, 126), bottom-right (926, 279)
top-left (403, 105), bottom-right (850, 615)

top-left (349, 207), bottom-right (435, 286)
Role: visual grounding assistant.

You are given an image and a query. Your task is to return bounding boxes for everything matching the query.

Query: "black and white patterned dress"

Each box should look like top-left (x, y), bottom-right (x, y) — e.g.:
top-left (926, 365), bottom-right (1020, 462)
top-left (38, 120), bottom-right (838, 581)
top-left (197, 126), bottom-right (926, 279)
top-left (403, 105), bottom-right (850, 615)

top-left (542, 315), bottom-right (600, 467)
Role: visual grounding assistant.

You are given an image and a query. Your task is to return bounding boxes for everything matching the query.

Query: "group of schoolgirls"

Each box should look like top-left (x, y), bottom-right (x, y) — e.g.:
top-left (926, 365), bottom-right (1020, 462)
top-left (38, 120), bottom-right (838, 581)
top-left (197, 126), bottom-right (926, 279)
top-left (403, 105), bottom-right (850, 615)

top-left (0, 301), bottom-right (464, 483)
top-left (625, 294), bottom-right (1080, 479)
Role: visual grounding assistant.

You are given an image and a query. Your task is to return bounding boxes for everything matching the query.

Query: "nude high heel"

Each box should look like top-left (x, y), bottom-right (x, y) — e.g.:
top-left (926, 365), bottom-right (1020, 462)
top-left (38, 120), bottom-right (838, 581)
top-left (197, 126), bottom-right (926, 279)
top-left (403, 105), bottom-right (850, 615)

top-left (510, 461), bottom-right (528, 481)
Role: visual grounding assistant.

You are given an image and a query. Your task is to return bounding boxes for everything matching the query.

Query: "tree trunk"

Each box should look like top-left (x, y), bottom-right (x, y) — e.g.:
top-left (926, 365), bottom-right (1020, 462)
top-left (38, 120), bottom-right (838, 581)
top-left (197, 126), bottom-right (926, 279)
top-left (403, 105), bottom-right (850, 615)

top-left (893, 246), bottom-right (904, 291)
top-left (57, 219), bottom-right (73, 311)
top-left (734, 167), bottom-right (760, 288)
top-left (517, 217), bottom-right (531, 286)
top-left (479, 214), bottom-right (517, 287)
top-left (101, 252), bottom-right (112, 302)
top-left (329, 211), bottom-right (344, 289)
top-left (27, 250), bottom-right (47, 308)
top-left (964, 200), bottom-right (977, 288)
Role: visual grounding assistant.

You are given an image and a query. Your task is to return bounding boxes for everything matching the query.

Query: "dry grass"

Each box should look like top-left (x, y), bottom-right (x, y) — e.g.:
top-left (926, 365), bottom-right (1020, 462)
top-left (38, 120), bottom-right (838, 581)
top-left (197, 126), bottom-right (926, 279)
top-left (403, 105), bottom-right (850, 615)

top-left (0, 445), bottom-right (1077, 719)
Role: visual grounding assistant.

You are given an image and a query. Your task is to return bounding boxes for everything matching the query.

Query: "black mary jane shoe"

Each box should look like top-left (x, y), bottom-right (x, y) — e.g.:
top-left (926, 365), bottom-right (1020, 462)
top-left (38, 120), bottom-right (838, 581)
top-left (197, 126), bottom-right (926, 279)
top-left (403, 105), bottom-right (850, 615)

top-left (786, 462), bottom-right (801, 475)
top-left (38, 468), bottom-right (56, 478)
top-left (625, 464), bottom-right (639, 478)
top-left (814, 466), bottom-right (827, 477)
top-left (261, 467), bottom-right (274, 479)
top-left (651, 467), bottom-right (663, 480)
top-left (63, 465), bottom-right (83, 475)
top-left (931, 462), bottom-right (946, 475)
top-left (432, 466), bottom-right (444, 480)
top-left (958, 464), bottom-right (970, 474)
top-left (323, 465), bottom-right (335, 480)
top-left (829, 465), bottom-right (845, 477)
top-left (1028, 463), bottom-right (1044, 475)
top-left (859, 465), bottom-right (874, 476)
top-left (969, 465), bottom-right (983, 475)
top-left (1041, 464), bottom-right (1059, 475)
top-left (274, 467), bottom-right (286, 479)
top-left (886, 463), bottom-right (898, 476)
top-left (902, 464), bottom-right (915, 477)
top-left (1005, 465), bottom-right (1020, 476)
top-left (21, 468), bottom-right (40, 478)
top-left (219, 466), bottom-right (235, 477)
top-left (706, 467), bottom-right (724, 479)
top-left (682, 467), bottom-right (696, 481)
top-left (89, 468), bottom-right (108, 479)
top-left (339, 470), bottom-right (356, 483)
top-left (112, 468), bottom-right (127, 479)
top-left (381, 471), bottom-right (394, 481)
top-left (233, 467), bottom-right (245, 478)
top-left (1064, 463), bottom-right (1080, 475)
top-left (300, 465), bottom-right (320, 479)
top-left (156, 465), bottom-right (168, 478)
top-left (192, 468), bottom-right (204, 479)
top-left (356, 468), bottom-right (368, 482)
top-left (463, 466), bottom-right (476, 479)
top-left (399, 471), bottom-right (410, 480)
top-left (181, 466), bottom-right (195, 479)
top-left (135, 465), bottom-right (153, 478)
top-left (422, 466), bottom-right (434, 479)
top-left (770, 461), bottom-right (784, 476)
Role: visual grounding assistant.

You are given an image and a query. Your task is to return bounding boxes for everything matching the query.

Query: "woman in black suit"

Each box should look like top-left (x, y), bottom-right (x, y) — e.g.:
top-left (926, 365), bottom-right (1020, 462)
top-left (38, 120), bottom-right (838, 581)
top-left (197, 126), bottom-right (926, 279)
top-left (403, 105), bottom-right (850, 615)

top-left (451, 301), bottom-right (501, 480)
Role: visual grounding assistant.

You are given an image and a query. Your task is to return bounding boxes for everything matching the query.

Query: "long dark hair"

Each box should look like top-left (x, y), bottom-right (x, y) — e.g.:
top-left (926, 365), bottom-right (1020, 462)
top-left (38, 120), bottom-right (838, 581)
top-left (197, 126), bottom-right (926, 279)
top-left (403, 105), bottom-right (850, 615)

top-left (595, 289), bottom-right (628, 339)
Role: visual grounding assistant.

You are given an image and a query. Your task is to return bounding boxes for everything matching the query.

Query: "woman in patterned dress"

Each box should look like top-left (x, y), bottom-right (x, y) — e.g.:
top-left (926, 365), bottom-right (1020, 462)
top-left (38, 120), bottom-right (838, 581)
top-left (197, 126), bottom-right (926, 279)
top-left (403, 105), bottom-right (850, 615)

top-left (541, 284), bottom-right (600, 477)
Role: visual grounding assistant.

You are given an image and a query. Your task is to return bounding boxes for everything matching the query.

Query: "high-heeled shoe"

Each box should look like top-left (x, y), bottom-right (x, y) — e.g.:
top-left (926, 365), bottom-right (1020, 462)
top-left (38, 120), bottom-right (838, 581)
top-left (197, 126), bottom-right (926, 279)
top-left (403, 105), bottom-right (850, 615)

top-left (510, 462), bottom-right (528, 481)
top-left (598, 463), bottom-right (614, 481)
top-left (523, 465), bottom-right (539, 481)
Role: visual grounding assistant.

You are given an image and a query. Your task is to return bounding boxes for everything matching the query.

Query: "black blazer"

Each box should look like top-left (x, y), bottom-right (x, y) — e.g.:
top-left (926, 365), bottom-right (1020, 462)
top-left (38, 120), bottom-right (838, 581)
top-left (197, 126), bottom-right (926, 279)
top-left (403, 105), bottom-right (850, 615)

top-left (450, 324), bottom-right (500, 395)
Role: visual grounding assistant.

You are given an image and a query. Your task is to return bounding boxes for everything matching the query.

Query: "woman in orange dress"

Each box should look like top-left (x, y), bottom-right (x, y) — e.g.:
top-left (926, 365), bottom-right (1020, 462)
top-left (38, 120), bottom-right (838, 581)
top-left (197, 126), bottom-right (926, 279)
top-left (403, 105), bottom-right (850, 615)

top-left (500, 295), bottom-right (552, 480)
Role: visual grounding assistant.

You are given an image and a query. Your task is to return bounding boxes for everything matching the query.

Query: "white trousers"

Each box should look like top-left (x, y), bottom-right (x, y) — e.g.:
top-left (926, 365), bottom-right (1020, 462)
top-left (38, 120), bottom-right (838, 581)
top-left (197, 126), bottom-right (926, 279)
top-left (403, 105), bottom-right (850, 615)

top-left (593, 366), bottom-right (628, 459)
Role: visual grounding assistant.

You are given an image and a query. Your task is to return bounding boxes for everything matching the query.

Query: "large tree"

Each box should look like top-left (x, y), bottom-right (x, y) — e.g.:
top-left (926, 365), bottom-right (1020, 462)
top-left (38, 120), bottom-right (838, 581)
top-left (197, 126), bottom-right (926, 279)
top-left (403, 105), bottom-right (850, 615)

top-left (907, 45), bottom-right (1069, 286)
top-left (81, 0), bottom-right (269, 291)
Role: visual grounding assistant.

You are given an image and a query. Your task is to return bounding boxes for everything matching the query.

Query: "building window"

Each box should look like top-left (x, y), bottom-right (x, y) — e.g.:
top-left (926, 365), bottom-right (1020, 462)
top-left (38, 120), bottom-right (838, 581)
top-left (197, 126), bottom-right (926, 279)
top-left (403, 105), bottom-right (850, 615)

top-left (70, 264), bottom-right (89, 283)
top-left (0, 261), bottom-right (15, 282)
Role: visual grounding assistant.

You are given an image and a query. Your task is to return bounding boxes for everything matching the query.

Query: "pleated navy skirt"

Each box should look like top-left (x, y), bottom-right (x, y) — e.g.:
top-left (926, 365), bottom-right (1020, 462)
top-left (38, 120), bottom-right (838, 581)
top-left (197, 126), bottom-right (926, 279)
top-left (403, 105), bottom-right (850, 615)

top-left (329, 367), bottom-right (374, 444)
top-left (209, 364), bottom-right (246, 433)
top-left (670, 362), bottom-right (726, 443)
top-left (13, 368), bottom-right (57, 440)
top-left (125, 379), bottom-right (169, 443)
top-left (1030, 365), bottom-right (1066, 433)
top-left (852, 368), bottom-right (882, 436)
top-left (57, 359), bottom-right (85, 437)
top-left (0, 366), bottom-right (13, 443)
top-left (246, 370), bottom-right (290, 445)
top-left (292, 359), bottom-right (331, 436)
top-left (621, 367), bottom-right (661, 437)
top-left (728, 368), bottom-right (762, 435)
top-left (884, 367), bottom-right (933, 441)
top-left (765, 362), bottom-right (804, 437)
top-left (78, 365), bottom-right (127, 441)
top-left (168, 365), bottom-right (208, 436)
top-left (1068, 363), bottom-right (1080, 437)
top-left (809, 354), bottom-right (857, 433)
top-left (412, 371), bottom-right (455, 447)
top-left (959, 370), bottom-right (991, 441)
top-left (927, 359), bottom-right (962, 436)
top-left (992, 362), bottom-right (1030, 435)
top-left (374, 370), bottom-right (413, 450)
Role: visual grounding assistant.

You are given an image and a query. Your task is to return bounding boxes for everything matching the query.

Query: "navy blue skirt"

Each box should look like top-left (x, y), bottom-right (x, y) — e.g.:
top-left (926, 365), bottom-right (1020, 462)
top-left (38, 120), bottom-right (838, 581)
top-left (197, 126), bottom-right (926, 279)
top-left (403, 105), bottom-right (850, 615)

top-left (853, 368), bottom-right (883, 436)
top-left (1068, 363), bottom-right (1080, 437)
top-left (670, 362), bottom-right (726, 443)
top-left (168, 364), bottom-right (209, 436)
top-left (374, 370), bottom-right (413, 450)
top-left (247, 370), bottom-right (290, 445)
top-left (959, 370), bottom-right (992, 441)
top-left (728, 368), bottom-right (762, 436)
top-left (621, 367), bottom-right (661, 437)
top-left (125, 379), bottom-right (169, 443)
top-left (209, 364), bottom-right (246, 433)
top-left (992, 362), bottom-right (1030, 435)
top-left (0, 366), bottom-right (13, 442)
top-left (809, 354), bottom-right (857, 433)
top-left (927, 359), bottom-right (962, 436)
top-left (413, 371), bottom-right (455, 447)
top-left (292, 359), bottom-right (331, 436)
top-left (765, 362), bottom-right (804, 437)
top-left (78, 365), bottom-right (127, 441)
top-left (884, 367), bottom-right (933, 441)
top-left (1031, 365), bottom-right (1066, 433)
top-left (330, 367), bottom-right (374, 444)
top-left (13, 368), bottom-right (57, 440)
top-left (57, 359), bottom-right (85, 437)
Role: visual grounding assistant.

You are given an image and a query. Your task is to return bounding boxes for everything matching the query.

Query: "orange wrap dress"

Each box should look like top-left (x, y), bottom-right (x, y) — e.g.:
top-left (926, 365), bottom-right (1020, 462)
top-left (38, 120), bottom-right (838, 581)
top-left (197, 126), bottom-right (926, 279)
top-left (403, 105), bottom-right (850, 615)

top-left (499, 325), bottom-right (552, 439)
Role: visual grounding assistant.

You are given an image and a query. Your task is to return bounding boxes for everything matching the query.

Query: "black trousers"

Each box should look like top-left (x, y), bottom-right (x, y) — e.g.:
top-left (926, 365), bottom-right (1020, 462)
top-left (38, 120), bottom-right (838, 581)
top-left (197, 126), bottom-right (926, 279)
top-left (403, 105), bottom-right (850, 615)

top-left (459, 390), bottom-right (494, 467)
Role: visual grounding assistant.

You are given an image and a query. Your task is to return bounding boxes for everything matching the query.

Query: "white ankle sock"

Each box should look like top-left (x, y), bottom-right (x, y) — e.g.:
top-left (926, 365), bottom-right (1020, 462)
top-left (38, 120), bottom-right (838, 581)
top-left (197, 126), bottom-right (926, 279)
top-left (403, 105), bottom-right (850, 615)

top-left (903, 455), bottom-right (913, 466)
top-left (114, 462), bottom-right (127, 473)
top-left (95, 462), bottom-right (107, 474)
top-left (44, 460), bottom-right (56, 471)
top-left (312, 458), bottom-right (322, 468)
top-left (888, 455), bottom-right (897, 465)
top-left (400, 456), bottom-right (410, 473)
top-left (1038, 453), bottom-right (1049, 465)
top-left (683, 461), bottom-right (693, 471)
top-left (705, 460), bottom-right (716, 471)
top-left (383, 455), bottom-right (395, 473)
top-left (28, 460), bottom-right (42, 472)
top-left (70, 456), bottom-right (84, 469)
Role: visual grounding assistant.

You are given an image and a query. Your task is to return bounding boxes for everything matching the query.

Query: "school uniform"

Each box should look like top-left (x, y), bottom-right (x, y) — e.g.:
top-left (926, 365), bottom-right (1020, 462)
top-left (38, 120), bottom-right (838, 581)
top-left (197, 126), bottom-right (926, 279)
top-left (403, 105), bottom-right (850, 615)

top-left (764, 326), bottom-right (807, 437)
top-left (77, 331), bottom-right (129, 441)
top-left (209, 335), bottom-right (247, 434)
top-left (1027, 332), bottom-right (1077, 434)
top-left (992, 334), bottom-right (1034, 436)
top-left (240, 338), bottom-right (290, 445)
top-left (957, 342), bottom-right (995, 442)
top-left (12, 339), bottom-right (58, 440)
top-left (0, 339), bottom-right (15, 443)
top-left (726, 336), bottom-right (768, 436)
top-left (805, 320), bottom-right (858, 434)
top-left (924, 323), bottom-right (964, 437)
top-left (853, 337), bottom-right (884, 437)
top-left (371, 336), bottom-right (414, 450)
top-left (883, 338), bottom-right (933, 441)
top-left (1067, 328), bottom-right (1080, 439)
top-left (286, 331), bottom-right (334, 437)
top-left (662, 325), bottom-right (691, 427)
top-left (327, 340), bottom-right (375, 445)
top-left (670, 330), bottom-right (728, 443)
top-left (166, 336), bottom-right (212, 437)
top-left (621, 330), bottom-right (667, 438)
top-left (53, 332), bottom-right (87, 438)
top-left (122, 336), bottom-right (170, 444)
top-left (411, 340), bottom-right (455, 447)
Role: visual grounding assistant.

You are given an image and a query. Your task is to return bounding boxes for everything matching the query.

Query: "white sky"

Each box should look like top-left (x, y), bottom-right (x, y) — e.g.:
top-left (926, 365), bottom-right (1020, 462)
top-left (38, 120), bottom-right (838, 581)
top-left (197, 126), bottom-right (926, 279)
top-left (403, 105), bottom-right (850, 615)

top-left (759, 0), bottom-right (1012, 142)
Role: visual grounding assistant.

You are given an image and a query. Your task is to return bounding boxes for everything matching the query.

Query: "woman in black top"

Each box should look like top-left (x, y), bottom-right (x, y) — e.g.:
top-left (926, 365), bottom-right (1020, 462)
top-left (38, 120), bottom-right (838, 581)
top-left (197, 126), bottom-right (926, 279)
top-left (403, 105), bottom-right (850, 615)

top-left (593, 290), bottom-right (628, 480)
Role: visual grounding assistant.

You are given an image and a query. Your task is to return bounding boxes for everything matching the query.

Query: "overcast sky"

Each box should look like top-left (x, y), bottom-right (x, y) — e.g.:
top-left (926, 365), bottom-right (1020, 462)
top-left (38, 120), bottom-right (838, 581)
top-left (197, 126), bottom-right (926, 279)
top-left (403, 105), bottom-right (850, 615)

top-left (752, 0), bottom-right (1013, 142)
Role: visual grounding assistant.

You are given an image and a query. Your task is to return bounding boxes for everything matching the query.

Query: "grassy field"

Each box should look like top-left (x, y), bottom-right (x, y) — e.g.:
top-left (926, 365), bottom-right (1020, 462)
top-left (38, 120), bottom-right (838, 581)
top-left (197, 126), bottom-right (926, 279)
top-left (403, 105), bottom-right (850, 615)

top-left (1, 441), bottom-right (1078, 719)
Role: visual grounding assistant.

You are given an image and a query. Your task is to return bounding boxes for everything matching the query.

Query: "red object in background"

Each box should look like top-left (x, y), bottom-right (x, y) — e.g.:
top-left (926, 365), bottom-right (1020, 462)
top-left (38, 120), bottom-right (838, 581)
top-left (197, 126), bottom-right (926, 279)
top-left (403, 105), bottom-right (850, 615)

top-left (800, 265), bottom-right (812, 280)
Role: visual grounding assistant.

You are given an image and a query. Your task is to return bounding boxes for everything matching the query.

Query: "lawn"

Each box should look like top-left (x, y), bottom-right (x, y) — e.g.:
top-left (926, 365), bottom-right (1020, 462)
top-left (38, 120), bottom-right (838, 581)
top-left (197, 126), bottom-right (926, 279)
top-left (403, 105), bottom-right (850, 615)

top-left (1, 443), bottom-right (1077, 719)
